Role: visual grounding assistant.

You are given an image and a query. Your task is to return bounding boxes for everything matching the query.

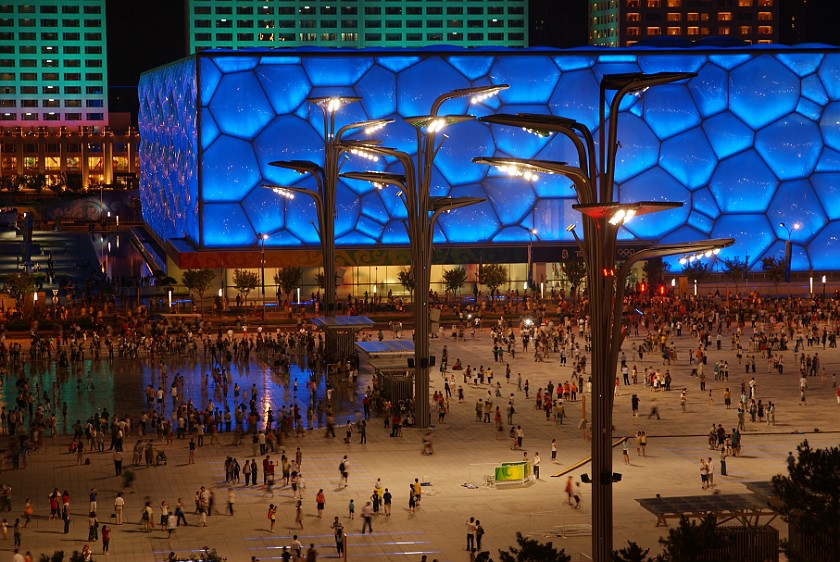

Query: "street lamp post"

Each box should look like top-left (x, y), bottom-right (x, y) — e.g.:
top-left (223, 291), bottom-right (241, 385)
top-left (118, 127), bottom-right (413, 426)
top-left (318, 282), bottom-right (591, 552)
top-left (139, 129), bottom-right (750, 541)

top-left (265, 100), bottom-right (390, 359)
top-left (779, 221), bottom-right (801, 284)
top-left (474, 72), bottom-right (733, 562)
top-left (822, 274), bottom-right (827, 298)
top-left (527, 227), bottom-right (537, 293)
top-left (340, 83), bottom-right (507, 429)
top-left (259, 233), bottom-right (268, 320)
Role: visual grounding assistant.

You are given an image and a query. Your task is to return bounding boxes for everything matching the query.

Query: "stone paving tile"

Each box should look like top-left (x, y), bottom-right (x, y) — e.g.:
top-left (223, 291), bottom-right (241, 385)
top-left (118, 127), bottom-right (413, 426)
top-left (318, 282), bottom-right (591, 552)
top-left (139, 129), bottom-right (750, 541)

top-left (1, 326), bottom-right (839, 561)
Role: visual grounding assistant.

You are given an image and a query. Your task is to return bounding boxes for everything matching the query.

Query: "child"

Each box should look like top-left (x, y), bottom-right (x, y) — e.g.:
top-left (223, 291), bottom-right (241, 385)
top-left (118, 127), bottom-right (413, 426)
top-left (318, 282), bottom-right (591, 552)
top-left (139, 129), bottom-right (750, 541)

top-left (348, 499), bottom-right (355, 520)
top-left (1, 518), bottom-right (7, 540)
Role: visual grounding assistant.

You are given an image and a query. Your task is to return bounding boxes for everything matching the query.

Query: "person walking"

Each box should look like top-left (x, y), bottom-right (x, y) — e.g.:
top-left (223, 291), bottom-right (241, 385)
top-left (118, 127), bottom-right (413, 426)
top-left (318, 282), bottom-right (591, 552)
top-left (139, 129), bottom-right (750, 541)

top-left (623, 439), bottom-right (631, 464)
top-left (382, 488), bottom-right (392, 516)
top-left (700, 459), bottom-right (709, 490)
top-left (113, 493), bottom-right (124, 525)
top-left (166, 512), bottom-right (177, 538)
top-left (101, 524), bottom-right (111, 555)
top-left (13, 518), bottom-right (21, 549)
top-left (295, 500), bottom-right (304, 530)
top-left (532, 453), bottom-right (541, 479)
top-left (267, 503), bottom-right (277, 532)
top-left (315, 489), bottom-right (326, 519)
top-left (360, 502), bottom-right (374, 534)
top-left (475, 520), bottom-right (485, 550)
top-left (465, 517), bottom-right (476, 551)
top-left (331, 516), bottom-right (344, 556)
top-left (339, 456), bottom-right (349, 488)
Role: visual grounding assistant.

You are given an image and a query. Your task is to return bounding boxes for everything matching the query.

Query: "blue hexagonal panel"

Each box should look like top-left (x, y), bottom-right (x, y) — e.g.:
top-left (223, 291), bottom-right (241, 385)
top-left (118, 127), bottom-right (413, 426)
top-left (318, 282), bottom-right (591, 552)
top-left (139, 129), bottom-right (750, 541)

top-left (756, 114), bottom-right (822, 180)
top-left (730, 55), bottom-right (799, 130)
top-left (710, 151), bottom-right (777, 213)
top-left (137, 46), bottom-right (840, 270)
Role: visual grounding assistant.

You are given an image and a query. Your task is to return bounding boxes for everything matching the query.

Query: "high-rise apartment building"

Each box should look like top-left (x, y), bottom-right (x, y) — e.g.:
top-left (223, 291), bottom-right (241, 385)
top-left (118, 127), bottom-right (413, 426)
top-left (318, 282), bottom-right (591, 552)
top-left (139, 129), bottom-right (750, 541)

top-left (589, 0), bottom-right (778, 47)
top-left (0, 0), bottom-right (107, 126)
top-left (186, 0), bottom-right (528, 51)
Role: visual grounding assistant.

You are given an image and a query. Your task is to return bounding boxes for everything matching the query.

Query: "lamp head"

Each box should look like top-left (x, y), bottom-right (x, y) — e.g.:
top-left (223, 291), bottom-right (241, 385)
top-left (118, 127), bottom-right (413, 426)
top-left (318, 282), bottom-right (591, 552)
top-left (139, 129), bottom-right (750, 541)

top-left (269, 159), bottom-right (321, 175)
top-left (307, 96), bottom-right (362, 113)
top-left (340, 170), bottom-right (407, 190)
top-left (405, 114), bottom-right (473, 133)
top-left (601, 72), bottom-right (697, 92)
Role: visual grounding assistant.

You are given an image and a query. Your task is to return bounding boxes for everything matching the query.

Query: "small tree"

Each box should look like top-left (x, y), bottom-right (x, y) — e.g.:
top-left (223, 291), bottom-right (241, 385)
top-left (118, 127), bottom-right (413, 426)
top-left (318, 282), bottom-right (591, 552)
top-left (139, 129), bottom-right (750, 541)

top-left (479, 263), bottom-right (508, 296)
top-left (397, 268), bottom-right (415, 299)
top-left (562, 258), bottom-right (587, 298)
top-left (659, 514), bottom-right (728, 562)
top-left (612, 541), bottom-right (658, 562)
top-left (182, 269), bottom-right (216, 313)
top-left (643, 257), bottom-right (670, 287)
top-left (772, 440), bottom-right (840, 562)
top-left (3, 271), bottom-right (37, 306)
top-left (442, 267), bottom-right (467, 298)
top-left (499, 532), bottom-right (572, 562)
top-left (274, 266), bottom-right (303, 303)
top-left (760, 256), bottom-right (786, 297)
top-left (721, 256), bottom-right (749, 295)
top-left (233, 268), bottom-right (259, 302)
top-left (682, 261), bottom-right (710, 287)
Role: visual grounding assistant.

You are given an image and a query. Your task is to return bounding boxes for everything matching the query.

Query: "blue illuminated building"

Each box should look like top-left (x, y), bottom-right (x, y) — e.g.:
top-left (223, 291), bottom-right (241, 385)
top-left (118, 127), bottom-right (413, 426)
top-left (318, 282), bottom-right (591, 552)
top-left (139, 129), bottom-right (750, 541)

top-left (138, 45), bottom-right (840, 273)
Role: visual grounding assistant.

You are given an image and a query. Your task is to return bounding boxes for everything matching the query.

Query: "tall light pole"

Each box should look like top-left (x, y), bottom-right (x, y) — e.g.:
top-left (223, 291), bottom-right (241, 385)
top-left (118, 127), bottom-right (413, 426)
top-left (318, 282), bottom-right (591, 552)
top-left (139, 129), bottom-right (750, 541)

top-left (265, 100), bottom-right (390, 359)
top-left (474, 72), bottom-right (733, 561)
top-left (259, 233), bottom-right (268, 320)
top-left (779, 221), bottom-right (801, 284)
top-left (527, 227), bottom-right (538, 293)
top-left (340, 83), bottom-right (507, 428)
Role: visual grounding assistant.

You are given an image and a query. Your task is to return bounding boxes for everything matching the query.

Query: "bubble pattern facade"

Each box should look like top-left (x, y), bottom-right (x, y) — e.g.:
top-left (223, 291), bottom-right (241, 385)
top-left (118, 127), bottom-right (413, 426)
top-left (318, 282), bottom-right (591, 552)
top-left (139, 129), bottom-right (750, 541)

top-left (138, 46), bottom-right (840, 271)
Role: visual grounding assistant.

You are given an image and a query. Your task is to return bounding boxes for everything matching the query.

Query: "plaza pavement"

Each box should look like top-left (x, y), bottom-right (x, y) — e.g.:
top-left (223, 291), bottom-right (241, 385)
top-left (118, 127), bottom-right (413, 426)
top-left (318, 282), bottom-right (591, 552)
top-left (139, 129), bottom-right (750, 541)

top-left (2, 321), bottom-right (840, 562)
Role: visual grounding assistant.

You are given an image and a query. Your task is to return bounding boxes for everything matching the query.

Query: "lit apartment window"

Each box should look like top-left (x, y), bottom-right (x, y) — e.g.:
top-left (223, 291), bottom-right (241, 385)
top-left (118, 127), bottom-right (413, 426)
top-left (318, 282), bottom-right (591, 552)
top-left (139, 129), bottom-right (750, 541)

top-left (666, 0), bottom-right (681, 6)
top-left (738, 0), bottom-right (753, 5)
top-left (739, 26), bottom-right (752, 34)
top-left (646, 26), bottom-right (661, 35)
top-left (647, 0), bottom-right (660, 7)
top-left (667, 13), bottom-right (681, 21)
top-left (627, 12), bottom-right (640, 21)
top-left (758, 0), bottom-right (772, 5)
top-left (687, 12), bottom-right (699, 21)
top-left (719, 26), bottom-right (730, 35)
top-left (758, 26), bottom-right (772, 35)
top-left (718, 12), bottom-right (732, 21)
top-left (687, 26), bottom-right (699, 35)
top-left (667, 27), bottom-right (681, 35)
top-left (626, 0), bottom-right (640, 7)
top-left (758, 12), bottom-right (772, 21)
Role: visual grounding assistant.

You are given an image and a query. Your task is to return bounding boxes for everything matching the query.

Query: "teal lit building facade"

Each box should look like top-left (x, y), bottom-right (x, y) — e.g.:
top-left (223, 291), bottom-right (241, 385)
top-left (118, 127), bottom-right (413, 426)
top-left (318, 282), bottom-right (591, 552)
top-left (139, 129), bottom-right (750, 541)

top-left (187, 0), bottom-right (528, 51)
top-left (0, 0), bottom-right (107, 126)
top-left (139, 46), bottom-right (840, 273)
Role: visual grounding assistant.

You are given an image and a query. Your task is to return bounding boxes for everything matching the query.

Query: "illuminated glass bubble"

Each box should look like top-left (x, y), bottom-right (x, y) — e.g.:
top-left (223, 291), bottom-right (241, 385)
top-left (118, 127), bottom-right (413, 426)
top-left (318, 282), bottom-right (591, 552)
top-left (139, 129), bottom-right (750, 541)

top-left (659, 224), bottom-right (707, 245)
top-left (480, 177), bottom-right (536, 226)
top-left (200, 108), bottom-right (220, 151)
top-left (303, 56), bottom-right (373, 86)
top-left (397, 58), bottom-right (470, 117)
top-left (812, 173), bottom-right (840, 220)
top-left (360, 191), bottom-right (390, 223)
top-left (621, 167), bottom-right (690, 239)
top-left (255, 65), bottom-right (312, 114)
top-left (242, 186), bottom-right (285, 237)
top-left (817, 148), bottom-right (840, 172)
top-left (437, 200), bottom-right (500, 243)
top-left (209, 72), bottom-right (275, 138)
top-left (202, 203), bottom-right (256, 247)
top-left (808, 222), bottom-right (840, 271)
top-left (820, 102), bottom-right (840, 152)
top-left (687, 211), bottom-right (714, 234)
top-left (253, 116), bottom-right (324, 183)
top-left (353, 216), bottom-right (385, 243)
top-left (796, 98), bottom-right (823, 121)
top-left (776, 52), bottom-right (824, 77)
top-left (449, 56), bottom-right (495, 80)
top-left (638, 53), bottom-right (706, 74)
top-left (356, 65), bottom-right (397, 117)
top-left (552, 54), bottom-right (593, 72)
top-left (730, 55), bottom-right (799, 130)
top-left (491, 114), bottom-right (550, 160)
top-left (283, 196), bottom-right (319, 245)
top-left (768, 179), bottom-right (826, 241)
top-left (382, 219), bottom-right (410, 244)
top-left (709, 54), bottom-right (751, 70)
top-left (489, 55), bottom-right (559, 105)
top-left (550, 70), bottom-right (600, 131)
top-left (660, 128), bottom-right (717, 189)
top-left (335, 185), bottom-right (362, 238)
top-left (493, 226), bottom-right (532, 243)
top-left (710, 214), bottom-right (773, 264)
top-left (199, 58), bottom-right (223, 106)
top-left (710, 151), bottom-right (777, 213)
top-left (434, 120), bottom-right (496, 186)
top-left (817, 53), bottom-right (840, 100)
top-left (214, 55), bottom-right (259, 74)
top-left (533, 198), bottom-right (578, 240)
top-left (688, 62), bottom-right (728, 118)
top-left (202, 136), bottom-right (260, 202)
top-left (802, 74), bottom-right (828, 105)
top-left (377, 56), bottom-right (420, 73)
top-left (612, 114), bottom-right (659, 183)
top-left (756, 114), bottom-right (822, 180)
top-left (702, 111), bottom-right (755, 160)
top-left (337, 230), bottom-right (376, 246)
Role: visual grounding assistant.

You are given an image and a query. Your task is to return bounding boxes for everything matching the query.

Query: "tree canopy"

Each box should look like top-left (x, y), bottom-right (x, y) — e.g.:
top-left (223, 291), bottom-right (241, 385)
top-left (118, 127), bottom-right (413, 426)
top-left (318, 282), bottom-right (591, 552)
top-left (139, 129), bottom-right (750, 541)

top-left (274, 267), bottom-right (303, 300)
top-left (181, 269), bottom-right (216, 312)
top-left (233, 268), bottom-right (259, 299)
top-left (498, 532), bottom-right (571, 562)
top-left (479, 263), bottom-right (508, 295)
top-left (442, 267), bottom-right (468, 297)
